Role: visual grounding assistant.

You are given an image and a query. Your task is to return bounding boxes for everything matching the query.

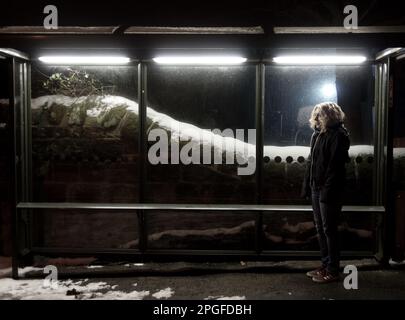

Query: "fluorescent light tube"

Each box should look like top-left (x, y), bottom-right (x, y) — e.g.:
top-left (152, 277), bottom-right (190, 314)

top-left (153, 56), bottom-right (247, 65)
top-left (273, 55), bottom-right (367, 65)
top-left (38, 56), bottom-right (130, 65)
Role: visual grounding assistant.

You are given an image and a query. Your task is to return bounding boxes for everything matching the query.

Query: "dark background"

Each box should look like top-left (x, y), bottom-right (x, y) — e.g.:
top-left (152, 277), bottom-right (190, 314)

top-left (0, 0), bottom-right (405, 30)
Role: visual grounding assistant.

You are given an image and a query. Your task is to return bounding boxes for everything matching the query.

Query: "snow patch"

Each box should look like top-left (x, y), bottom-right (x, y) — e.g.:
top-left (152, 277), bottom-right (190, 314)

top-left (394, 148), bottom-right (405, 158)
top-left (124, 263), bottom-right (144, 267)
top-left (0, 276), bottom-right (152, 300)
top-left (152, 287), bottom-right (174, 299)
top-left (0, 278), bottom-right (110, 300)
top-left (0, 266), bottom-right (44, 279)
top-left (19, 266), bottom-right (44, 277)
top-left (348, 145), bottom-right (374, 156)
top-left (205, 295), bottom-right (246, 300)
top-left (32, 94), bottom-right (405, 163)
top-left (31, 95), bottom-right (90, 110)
top-left (83, 289), bottom-right (150, 300)
top-left (32, 94), bottom-right (256, 162)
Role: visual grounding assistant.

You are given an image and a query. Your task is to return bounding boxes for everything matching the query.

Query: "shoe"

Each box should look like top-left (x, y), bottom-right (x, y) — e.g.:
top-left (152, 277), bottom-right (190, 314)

top-left (312, 270), bottom-right (340, 283)
top-left (306, 266), bottom-right (326, 278)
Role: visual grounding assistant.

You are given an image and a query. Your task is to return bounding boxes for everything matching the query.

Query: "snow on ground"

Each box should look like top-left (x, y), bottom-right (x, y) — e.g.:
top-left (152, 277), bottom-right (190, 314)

top-left (0, 259), bottom-right (172, 300)
top-left (0, 275), bottom-right (175, 300)
top-left (348, 145), bottom-right (373, 156)
top-left (389, 259), bottom-right (405, 265)
top-left (394, 148), bottom-right (405, 158)
top-left (83, 288), bottom-right (151, 300)
top-left (32, 94), bottom-right (256, 162)
top-left (0, 266), bottom-right (43, 279)
top-left (152, 287), bottom-right (174, 299)
top-left (86, 265), bottom-right (104, 269)
top-left (32, 94), bottom-right (403, 164)
top-left (204, 295), bottom-right (246, 300)
top-left (124, 263), bottom-right (145, 267)
top-left (0, 278), bottom-right (109, 300)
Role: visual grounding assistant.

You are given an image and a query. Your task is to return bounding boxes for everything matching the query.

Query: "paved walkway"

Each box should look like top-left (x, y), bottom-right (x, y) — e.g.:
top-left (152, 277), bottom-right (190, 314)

top-left (1, 258), bottom-right (405, 299)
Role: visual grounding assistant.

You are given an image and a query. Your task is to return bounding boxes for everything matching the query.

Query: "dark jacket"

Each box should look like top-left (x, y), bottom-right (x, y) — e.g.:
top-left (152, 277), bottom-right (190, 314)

top-left (301, 123), bottom-right (350, 203)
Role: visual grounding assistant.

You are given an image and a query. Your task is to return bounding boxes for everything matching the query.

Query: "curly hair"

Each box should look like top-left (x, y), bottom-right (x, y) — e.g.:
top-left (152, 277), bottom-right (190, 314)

top-left (309, 102), bottom-right (345, 132)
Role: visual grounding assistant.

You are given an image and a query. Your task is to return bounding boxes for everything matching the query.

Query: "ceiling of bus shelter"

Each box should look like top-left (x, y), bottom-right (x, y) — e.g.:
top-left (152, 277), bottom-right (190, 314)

top-left (0, 0), bottom-right (404, 32)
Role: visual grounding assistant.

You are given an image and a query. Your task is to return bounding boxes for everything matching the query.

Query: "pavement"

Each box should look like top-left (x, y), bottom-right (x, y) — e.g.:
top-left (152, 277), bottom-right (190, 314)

top-left (1, 257), bottom-right (405, 299)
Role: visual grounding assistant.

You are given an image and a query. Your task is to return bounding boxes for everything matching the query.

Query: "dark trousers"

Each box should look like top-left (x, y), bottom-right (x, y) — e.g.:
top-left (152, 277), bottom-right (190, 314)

top-left (311, 188), bottom-right (341, 275)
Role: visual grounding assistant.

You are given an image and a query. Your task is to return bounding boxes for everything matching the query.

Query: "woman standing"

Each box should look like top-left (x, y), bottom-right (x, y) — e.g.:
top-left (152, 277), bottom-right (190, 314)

top-left (302, 102), bottom-right (350, 283)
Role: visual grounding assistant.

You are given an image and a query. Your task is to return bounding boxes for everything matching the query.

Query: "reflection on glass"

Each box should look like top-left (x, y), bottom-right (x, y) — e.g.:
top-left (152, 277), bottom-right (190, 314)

top-left (31, 65), bottom-right (139, 202)
top-left (26, 62), bottom-right (380, 254)
top-left (146, 211), bottom-right (255, 250)
top-left (264, 66), bottom-right (375, 205)
top-left (146, 66), bottom-right (256, 204)
top-left (263, 212), bottom-right (376, 251)
top-left (33, 209), bottom-right (139, 249)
